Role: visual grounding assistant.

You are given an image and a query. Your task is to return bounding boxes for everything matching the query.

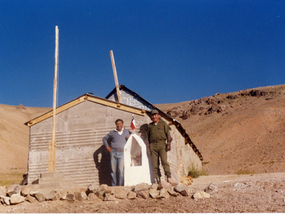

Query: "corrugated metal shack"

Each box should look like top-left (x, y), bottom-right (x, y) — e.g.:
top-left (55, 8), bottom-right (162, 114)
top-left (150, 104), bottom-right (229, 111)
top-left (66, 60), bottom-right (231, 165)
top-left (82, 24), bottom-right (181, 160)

top-left (25, 86), bottom-right (203, 187)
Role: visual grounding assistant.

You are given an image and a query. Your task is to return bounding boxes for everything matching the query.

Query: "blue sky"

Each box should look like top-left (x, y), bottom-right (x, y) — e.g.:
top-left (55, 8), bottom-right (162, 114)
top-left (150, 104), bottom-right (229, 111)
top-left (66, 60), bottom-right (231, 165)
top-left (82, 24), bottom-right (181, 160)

top-left (0, 0), bottom-right (284, 107)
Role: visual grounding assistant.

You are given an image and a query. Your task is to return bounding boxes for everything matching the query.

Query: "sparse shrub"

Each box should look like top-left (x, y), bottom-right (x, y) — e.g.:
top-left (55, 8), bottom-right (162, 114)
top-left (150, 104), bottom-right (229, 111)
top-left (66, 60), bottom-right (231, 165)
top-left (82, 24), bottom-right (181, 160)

top-left (0, 172), bottom-right (23, 186)
top-left (237, 169), bottom-right (253, 175)
top-left (188, 165), bottom-right (208, 178)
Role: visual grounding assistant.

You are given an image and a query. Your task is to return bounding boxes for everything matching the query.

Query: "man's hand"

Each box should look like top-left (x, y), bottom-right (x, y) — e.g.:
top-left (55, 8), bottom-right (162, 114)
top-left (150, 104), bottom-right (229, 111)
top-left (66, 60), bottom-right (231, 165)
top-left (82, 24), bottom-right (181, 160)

top-left (166, 143), bottom-right (171, 152)
top-left (106, 146), bottom-right (113, 152)
top-left (166, 136), bottom-right (172, 152)
top-left (126, 135), bottom-right (130, 140)
top-left (167, 136), bottom-right (173, 144)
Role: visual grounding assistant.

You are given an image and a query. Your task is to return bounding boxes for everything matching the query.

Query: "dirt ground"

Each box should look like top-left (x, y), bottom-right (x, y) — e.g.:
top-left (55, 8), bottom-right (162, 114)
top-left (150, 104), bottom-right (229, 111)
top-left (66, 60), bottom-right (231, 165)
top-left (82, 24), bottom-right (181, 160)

top-left (2, 172), bottom-right (285, 213)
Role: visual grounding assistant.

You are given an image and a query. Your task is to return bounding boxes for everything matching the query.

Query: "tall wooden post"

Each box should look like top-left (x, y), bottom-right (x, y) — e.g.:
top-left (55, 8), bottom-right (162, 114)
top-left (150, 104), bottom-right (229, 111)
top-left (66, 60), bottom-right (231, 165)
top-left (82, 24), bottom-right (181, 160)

top-left (109, 50), bottom-right (122, 103)
top-left (49, 25), bottom-right (59, 172)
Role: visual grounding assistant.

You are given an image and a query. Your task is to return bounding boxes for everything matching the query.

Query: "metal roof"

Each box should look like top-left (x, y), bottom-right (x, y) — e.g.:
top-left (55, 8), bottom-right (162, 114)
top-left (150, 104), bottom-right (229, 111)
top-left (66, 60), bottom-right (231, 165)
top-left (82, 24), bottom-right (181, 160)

top-left (106, 85), bottom-right (203, 161)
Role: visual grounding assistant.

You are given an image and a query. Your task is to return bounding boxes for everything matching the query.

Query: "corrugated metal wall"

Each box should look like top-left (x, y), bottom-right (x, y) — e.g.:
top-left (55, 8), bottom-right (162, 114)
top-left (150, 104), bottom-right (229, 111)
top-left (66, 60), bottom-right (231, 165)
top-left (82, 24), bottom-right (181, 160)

top-left (27, 97), bottom-right (201, 187)
top-left (28, 127), bottom-right (113, 186)
top-left (27, 100), bottom-right (151, 187)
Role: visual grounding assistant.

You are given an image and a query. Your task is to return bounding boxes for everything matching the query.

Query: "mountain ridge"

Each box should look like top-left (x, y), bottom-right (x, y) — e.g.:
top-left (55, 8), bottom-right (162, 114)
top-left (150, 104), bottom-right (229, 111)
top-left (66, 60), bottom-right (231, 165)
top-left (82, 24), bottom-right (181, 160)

top-left (1, 84), bottom-right (285, 177)
top-left (156, 84), bottom-right (285, 175)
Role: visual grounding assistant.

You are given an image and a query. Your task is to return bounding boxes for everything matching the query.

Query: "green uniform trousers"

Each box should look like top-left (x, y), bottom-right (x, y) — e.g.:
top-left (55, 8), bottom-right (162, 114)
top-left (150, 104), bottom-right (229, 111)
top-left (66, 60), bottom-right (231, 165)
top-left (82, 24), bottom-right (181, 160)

top-left (150, 142), bottom-right (171, 178)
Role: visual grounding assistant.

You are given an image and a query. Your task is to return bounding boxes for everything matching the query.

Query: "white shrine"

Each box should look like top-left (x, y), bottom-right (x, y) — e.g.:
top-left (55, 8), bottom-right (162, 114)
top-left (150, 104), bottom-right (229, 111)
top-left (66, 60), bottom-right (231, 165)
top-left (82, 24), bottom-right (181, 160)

top-left (124, 134), bottom-right (153, 186)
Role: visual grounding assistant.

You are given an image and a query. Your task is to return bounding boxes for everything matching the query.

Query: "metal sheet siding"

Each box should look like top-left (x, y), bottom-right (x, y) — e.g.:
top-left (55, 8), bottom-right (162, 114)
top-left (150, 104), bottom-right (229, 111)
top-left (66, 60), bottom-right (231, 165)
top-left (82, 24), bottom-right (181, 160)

top-left (28, 128), bottom-right (111, 186)
top-left (27, 98), bottom-right (201, 187)
top-left (27, 100), bottom-right (151, 187)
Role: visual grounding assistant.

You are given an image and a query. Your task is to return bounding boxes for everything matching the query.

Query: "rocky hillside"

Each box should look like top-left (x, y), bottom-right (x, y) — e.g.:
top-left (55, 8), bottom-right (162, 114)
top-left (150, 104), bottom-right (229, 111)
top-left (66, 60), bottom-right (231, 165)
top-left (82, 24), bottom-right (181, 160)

top-left (156, 85), bottom-right (285, 175)
top-left (1, 85), bottom-right (285, 178)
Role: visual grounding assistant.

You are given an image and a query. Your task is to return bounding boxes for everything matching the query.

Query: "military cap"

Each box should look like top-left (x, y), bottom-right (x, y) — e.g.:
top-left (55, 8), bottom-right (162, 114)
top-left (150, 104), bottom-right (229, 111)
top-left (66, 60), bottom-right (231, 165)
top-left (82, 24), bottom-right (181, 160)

top-left (151, 109), bottom-right (159, 115)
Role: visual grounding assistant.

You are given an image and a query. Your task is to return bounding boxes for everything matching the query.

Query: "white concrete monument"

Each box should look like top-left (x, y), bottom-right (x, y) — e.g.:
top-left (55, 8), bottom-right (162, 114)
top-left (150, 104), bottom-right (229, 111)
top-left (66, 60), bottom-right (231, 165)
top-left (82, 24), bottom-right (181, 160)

top-left (124, 134), bottom-right (152, 186)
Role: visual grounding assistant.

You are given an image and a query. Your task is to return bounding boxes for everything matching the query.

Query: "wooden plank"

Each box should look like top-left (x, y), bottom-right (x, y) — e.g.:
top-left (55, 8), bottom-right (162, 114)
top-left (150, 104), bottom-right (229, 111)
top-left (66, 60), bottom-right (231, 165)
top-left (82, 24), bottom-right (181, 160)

top-left (109, 50), bottom-right (122, 103)
top-left (27, 96), bottom-right (86, 127)
top-left (86, 96), bottom-right (145, 116)
top-left (49, 25), bottom-right (59, 172)
top-left (27, 95), bottom-right (145, 127)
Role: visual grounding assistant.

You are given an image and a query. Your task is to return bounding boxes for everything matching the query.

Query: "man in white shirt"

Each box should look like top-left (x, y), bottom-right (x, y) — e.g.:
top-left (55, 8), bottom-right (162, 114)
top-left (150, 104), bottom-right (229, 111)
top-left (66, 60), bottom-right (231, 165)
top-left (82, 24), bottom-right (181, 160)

top-left (103, 119), bottom-right (131, 186)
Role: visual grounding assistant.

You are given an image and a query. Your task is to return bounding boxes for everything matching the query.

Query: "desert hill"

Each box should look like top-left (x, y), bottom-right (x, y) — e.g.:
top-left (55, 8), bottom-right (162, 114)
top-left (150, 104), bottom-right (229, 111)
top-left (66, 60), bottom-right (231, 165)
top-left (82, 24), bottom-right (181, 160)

top-left (0, 85), bottom-right (285, 179)
top-left (156, 84), bottom-right (285, 175)
top-left (0, 104), bottom-right (51, 173)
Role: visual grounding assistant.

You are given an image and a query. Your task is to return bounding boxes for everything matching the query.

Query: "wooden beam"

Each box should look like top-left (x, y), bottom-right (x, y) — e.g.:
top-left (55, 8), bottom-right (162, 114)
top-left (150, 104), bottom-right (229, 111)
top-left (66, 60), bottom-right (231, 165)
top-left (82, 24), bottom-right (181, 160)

top-left (27, 96), bottom-right (86, 127)
top-left (26, 94), bottom-right (147, 127)
top-left (49, 25), bottom-right (59, 172)
top-left (109, 50), bottom-right (122, 103)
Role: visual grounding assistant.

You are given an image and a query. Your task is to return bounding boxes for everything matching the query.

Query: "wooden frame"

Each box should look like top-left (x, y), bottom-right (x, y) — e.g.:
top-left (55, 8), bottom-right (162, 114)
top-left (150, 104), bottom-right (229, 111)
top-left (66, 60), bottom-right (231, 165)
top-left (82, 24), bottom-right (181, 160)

top-left (25, 94), bottom-right (145, 127)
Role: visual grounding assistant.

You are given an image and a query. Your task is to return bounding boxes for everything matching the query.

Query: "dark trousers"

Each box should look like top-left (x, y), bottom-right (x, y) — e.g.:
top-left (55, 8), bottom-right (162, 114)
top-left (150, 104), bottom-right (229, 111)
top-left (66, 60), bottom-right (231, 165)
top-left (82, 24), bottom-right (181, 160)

top-left (150, 142), bottom-right (171, 178)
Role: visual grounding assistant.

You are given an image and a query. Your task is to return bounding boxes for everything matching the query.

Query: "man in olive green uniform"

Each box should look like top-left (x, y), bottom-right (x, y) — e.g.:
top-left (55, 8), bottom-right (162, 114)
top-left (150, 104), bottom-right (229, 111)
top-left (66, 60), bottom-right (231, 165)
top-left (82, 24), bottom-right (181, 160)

top-left (146, 109), bottom-right (176, 185)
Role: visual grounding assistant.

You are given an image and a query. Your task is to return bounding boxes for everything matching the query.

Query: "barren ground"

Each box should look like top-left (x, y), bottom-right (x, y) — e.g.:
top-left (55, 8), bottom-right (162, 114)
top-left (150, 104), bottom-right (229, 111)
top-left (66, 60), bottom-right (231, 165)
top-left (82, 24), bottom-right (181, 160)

top-left (1, 172), bottom-right (285, 213)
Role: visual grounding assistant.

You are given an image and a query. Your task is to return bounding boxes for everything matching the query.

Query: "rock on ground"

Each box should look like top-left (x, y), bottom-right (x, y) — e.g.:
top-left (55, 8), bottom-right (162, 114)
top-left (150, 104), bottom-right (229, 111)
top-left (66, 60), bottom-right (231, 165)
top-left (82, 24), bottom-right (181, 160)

top-left (34, 193), bottom-right (46, 202)
top-left (179, 176), bottom-right (193, 186)
top-left (104, 193), bottom-right (116, 201)
top-left (149, 189), bottom-right (160, 199)
top-left (45, 190), bottom-right (60, 201)
top-left (115, 189), bottom-right (129, 199)
top-left (193, 191), bottom-right (210, 200)
top-left (168, 188), bottom-right (179, 197)
top-left (7, 184), bottom-right (21, 197)
top-left (0, 196), bottom-right (10, 205)
top-left (74, 191), bottom-right (87, 201)
top-left (133, 183), bottom-right (150, 192)
top-left (138, 190), bottom-right (149, 199)
top-left (10, 194), bottom-right (25, 205)
top-left (174, 184), bottom-right (188, 196)
top-left (25, 195), bottom-right (36, 203)
top-left (21, 185), bottom-right (33, 197)
top-left (159, 188), bottom-right (170, 199)
top-left (66, 193), bottom-right (75, 202)
top-left (127, 191), bottom-right (137, 200)
top-left (204, 183), bottom-right (218, 194)
top-left (87, 193), bottom-right (100, 201)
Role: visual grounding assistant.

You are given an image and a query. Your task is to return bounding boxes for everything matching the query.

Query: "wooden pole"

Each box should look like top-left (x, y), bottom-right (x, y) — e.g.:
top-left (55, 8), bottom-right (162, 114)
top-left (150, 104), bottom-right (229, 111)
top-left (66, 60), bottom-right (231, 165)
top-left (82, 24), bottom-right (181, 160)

top-left (49, 25), bottom-right (59, 172)
top-left (109, 50), bottom-right (122, 103)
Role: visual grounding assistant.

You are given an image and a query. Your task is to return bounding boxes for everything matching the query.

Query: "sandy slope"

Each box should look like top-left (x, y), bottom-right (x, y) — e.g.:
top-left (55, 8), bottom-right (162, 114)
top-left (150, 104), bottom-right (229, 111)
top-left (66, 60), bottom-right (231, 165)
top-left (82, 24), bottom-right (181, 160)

top-left (0, 104), bottom-right (51, 172)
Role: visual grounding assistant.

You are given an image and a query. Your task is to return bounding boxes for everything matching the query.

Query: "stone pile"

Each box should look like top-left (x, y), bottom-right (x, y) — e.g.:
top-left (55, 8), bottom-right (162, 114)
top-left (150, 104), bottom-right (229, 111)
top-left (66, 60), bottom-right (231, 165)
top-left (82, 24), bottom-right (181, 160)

top-left (0, 181), bottom-right (215, 206)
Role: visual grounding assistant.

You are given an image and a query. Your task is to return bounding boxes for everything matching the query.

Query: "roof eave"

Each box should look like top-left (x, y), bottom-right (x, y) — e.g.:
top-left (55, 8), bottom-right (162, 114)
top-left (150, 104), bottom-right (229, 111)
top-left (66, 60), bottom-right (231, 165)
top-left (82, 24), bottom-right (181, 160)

top-left (25, 93), bottom-right (146, 127)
